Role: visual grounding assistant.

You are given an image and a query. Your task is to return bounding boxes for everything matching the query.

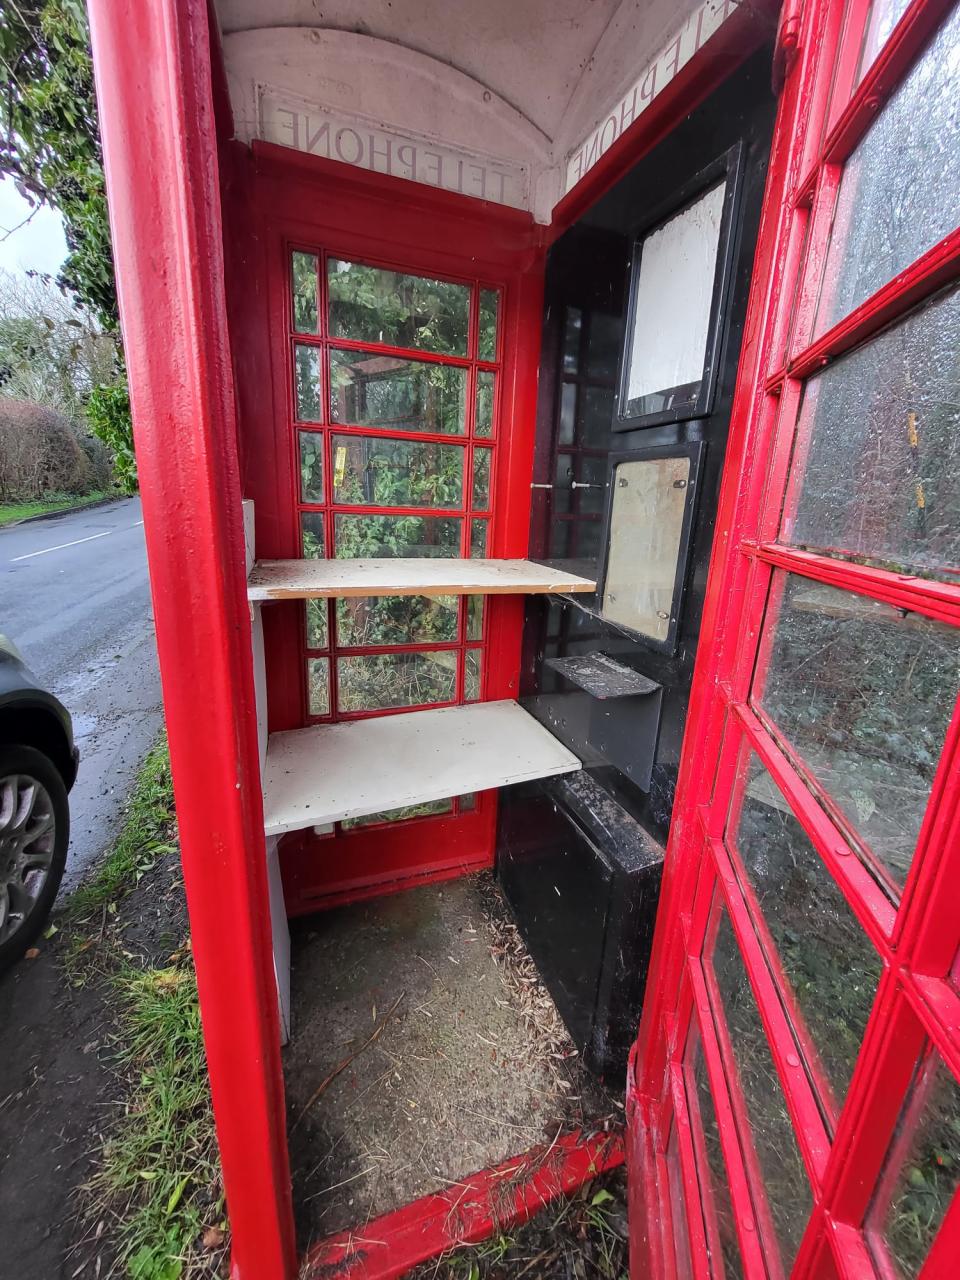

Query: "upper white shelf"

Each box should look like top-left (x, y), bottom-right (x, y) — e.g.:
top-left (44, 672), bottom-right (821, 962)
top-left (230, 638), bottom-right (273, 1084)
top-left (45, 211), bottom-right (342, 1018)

top-left (261, 699), bottom-right (581, 836)
top-left (248, 557), bottom-right (596, 601)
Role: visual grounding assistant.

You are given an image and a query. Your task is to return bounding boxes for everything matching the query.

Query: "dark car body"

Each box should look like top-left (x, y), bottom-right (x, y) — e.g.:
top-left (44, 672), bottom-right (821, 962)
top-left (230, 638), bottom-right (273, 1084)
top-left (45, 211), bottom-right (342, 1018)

top-left (0, 639), bottom-right (79, 791)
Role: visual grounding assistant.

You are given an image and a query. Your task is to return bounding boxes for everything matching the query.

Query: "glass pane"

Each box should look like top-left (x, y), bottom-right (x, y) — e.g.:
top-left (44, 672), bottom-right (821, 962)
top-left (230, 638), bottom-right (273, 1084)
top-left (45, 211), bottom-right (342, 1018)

top-left (563, 308), bottom-right (582, 373)
top-left (787, 287), bottom-right (960, 579)
top-left (335, 513), bottom-right (461, 558)
top-left (586, 313), bottom-right (622, 381)
top-left (815, 6), bottom-right (960, 333)
top-left (466, 595), bottom-right (484, 641)
top-left (579, 453), bottom-right (607, 517)
top-left (472, 447), bottom-right (492, 510)
top-left (305, 599), bottom-right (328, 650)
top-left (687, 1026), bottom-right (745, 1280)
top-left (709, 907), bottom-right (813, 1269)
top-left (460, 792), bottom-right (477, 812)
top-left (332, 435), bottom-right (464, 509)
top-left (755, 573), bottom-right (959, 888)
top-left (465, 649), bottom-right (481, 701)
top-left (478, 288), bottom-right (499, 361)
top-left (559, 382), bottom-right (576, 445)
top-left (329, 348), bottom-right (466, 434)
top-left (475, 370), bottom-right (495, 438)
top-left (294, 343), bottom-right (322, 421)
top-left (625, 181), bottom-right (726, 417)
top-left (730, 752), bottom-right (882, 1112)
top-left (601, 455), bottom-right (690, 643)
top-left (857, 0), bottom-right (911, 82)
top-left (470, 518), bottom-right (488, 558)
top-left (869, 1048), bottom-right (960, 1278)
top-left (328, 258), bottom-right (469, 355)
top-left (337, 650), bottom-right (457, 712)
top-left (581, 385), bottom-right (614, 447)
top-left (336, 594), bottom-right (458, 647)
top-left (291, 251), bottom-right (319, 333)
top-left (666, 1122), bottom-right (695, 1280)
top-left (299, 431), bottom-right (324, 502)
top-left (342, 796), bottom-right (453, 830)
top-left (307, 657), bottom-right (330, 716)
top-left (301, 512), bottom-right (325, 558)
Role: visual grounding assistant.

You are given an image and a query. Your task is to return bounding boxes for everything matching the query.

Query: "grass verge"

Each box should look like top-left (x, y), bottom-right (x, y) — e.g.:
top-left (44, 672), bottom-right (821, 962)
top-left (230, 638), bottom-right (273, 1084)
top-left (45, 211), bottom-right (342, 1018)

top-left (68, 736), bottom-right (176, 932)
top-left (0, 488), bottom-right (114, 527)
top-left (68, 734), bottom-right (228, 1279)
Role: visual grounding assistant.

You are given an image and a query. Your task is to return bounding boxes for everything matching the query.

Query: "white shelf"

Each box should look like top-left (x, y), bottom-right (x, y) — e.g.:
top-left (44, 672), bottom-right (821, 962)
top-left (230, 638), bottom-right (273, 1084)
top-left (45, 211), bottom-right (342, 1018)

top-left (261, 700), bottom-right (581, 836)
top-left (248, 557), bottom-right (596, 601)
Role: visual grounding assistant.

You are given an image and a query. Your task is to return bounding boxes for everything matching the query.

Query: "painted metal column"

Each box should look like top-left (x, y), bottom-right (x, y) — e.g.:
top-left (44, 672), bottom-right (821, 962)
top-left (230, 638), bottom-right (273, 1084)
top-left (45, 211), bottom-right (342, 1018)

top-left (86, 2), bottom-right (297, 1276)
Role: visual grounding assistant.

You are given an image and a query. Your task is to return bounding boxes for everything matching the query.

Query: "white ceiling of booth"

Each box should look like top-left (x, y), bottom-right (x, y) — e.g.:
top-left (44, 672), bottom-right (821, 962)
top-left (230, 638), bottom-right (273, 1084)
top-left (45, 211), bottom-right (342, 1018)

top-left (214, 0), bottom-right (725, 222)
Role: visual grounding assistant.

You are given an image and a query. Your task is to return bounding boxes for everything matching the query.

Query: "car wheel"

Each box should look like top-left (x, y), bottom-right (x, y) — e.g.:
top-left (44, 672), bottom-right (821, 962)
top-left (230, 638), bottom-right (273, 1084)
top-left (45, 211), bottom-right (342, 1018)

top-left (0, 745), bottom-right (69, 971)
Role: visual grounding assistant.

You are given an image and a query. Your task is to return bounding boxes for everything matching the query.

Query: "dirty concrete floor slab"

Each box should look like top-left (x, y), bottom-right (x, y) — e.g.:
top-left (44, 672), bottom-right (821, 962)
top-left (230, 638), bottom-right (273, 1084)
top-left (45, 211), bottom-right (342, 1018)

top-left (284, 872), bottom-right (615, 1249)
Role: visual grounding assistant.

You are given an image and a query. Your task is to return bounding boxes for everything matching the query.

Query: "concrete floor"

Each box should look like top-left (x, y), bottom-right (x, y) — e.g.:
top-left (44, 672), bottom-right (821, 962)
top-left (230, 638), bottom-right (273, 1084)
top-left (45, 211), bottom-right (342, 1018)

top-left (284, 872), bottom-right (614, 1248)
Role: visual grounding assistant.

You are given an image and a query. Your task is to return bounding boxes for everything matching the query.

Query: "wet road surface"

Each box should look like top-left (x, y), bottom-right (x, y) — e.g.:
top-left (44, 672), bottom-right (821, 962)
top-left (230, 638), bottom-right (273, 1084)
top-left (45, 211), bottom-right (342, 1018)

top-left (1, 497), bottom-right (163, 889)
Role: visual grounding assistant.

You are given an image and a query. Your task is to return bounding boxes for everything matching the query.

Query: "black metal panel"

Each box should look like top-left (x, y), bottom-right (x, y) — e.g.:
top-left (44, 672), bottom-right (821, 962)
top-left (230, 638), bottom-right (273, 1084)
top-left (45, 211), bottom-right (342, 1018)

top-left (497, 46), bottom-right (776, 1082)
top-left (498, 772), bottom-right (663, 1079)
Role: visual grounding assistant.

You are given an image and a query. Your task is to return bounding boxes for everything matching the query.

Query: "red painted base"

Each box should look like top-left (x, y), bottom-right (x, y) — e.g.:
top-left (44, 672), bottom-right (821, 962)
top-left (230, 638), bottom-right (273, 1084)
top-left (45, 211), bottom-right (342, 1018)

top-left (301, 1127), bottom-right (626, 1280)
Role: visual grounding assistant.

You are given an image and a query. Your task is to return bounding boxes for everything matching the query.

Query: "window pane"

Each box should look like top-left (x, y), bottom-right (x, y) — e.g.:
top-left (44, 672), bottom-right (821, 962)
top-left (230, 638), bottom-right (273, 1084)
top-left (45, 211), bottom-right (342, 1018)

top-left (329, 348), bottom-right (466, 434)
top-left (291, 251), bottom-right (319, 333)
top-left (856, 0), bottom-right (911, 83)
top-left (305, 599), bottom-right (328, 650)
top-left (465, 649), bottom-right (481, 701)
top-left (601, 455), bottom-right (690, 643)
top-left (467, 595), bottom-right (484, 641)
top-left (755, 574), bottom-right (958, 889)
top-left (581, 385), bottom-right (614, 447)
top-left (342, 796), bottom-right (453, 830)
top-left (470, 518), bottom-right (488, 558)
top-left (335, 513), bottom-right (461, 558)
top-left (328, 258), bottom-right (469, 355)
top-left (559, 382), bottom-right (576, 445)
top-left (478, 288), bottom-right (499, 361)
top-left (786, 287), bottom-right (960, 580)
top-left (475, 370), bottom-right (495, 438)
top-left (336, 595), bottom-right (458, 647)
top-left (687, 1026), bottom-right (745, 1280)
top-left (307, 657), bottom-right (330, 716)
top-left (299, 431), bottom-right (324, 503)
top-left (332, 435), bottom-right (464, 509)
top-left (869, 1048), bottom-right (960, 1278)
top-left (337, 650), bottom-right (457, 712)
top-left (624, 181), bottom-right (726, 417)
top-left (294, 343), bottom-right (322, 421)
top-left (709, 907), bottom-right (813, 1269)
top-left (586, 313), bottom-right (622, 381)
top-left (563, 308), bottom-right (582, 373)
top-left (730, 752), bottom-right (882, 1112)
top-left (815, 7), bottom-right (960, 333)
top-left (472, 447), bottom-right (492, 510)
top-left (301, 512), bottom-right (325, 558)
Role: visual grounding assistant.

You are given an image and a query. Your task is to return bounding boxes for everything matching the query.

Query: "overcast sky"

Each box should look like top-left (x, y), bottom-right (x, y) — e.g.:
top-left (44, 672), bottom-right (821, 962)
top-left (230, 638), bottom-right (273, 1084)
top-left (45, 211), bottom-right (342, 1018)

top-left (0, 175), bottom-right (68, 278)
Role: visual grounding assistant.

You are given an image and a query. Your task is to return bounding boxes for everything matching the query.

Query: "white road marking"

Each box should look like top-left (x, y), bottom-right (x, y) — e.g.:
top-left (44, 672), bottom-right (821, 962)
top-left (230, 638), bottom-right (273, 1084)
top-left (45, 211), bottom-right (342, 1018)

top-left (11, 530), bottom-right (113, 562)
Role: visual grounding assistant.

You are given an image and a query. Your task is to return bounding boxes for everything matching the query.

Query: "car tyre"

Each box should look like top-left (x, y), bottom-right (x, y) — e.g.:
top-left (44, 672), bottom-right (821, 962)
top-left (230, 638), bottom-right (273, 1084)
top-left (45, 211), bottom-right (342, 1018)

top-left (0, 745), bottom-right (69, 972)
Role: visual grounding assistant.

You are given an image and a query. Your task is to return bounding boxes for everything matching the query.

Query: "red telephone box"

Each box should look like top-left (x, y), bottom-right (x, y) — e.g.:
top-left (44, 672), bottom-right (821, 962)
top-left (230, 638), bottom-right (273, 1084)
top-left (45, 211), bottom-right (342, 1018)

top-left (86, 1), bottom-right (960, 1277)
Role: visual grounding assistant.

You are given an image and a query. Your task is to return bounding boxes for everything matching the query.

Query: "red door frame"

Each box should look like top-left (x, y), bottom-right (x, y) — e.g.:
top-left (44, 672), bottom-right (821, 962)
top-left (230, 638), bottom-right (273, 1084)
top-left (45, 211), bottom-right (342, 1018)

top-left (224, 143), bottom-right (546, 910)
top-left (631, 1), bottom-right (960, 1277)
top-left (84, 2), bottom-right (797, 1278)
top-left (86, 2), bottom-right (297, 1277)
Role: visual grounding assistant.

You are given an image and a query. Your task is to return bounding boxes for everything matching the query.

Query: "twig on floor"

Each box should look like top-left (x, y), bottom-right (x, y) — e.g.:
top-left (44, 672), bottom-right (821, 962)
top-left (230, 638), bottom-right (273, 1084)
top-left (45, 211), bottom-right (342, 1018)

top-left (294, 992), bottom-right (406, 1128)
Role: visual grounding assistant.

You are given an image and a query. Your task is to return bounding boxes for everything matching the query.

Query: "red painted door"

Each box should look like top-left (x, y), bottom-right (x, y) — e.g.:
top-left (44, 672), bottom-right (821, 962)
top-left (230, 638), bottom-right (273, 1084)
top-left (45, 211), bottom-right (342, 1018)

top-left (629, 2), bottom-right (960, 1278)
top-left (243, 160), bottom-right (543, 911)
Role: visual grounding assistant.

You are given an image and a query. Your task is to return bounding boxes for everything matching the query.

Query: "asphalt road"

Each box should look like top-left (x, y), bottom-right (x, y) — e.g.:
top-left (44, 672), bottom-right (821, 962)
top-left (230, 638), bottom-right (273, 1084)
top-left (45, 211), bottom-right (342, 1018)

top-left (1, 497), bottom-right (163, 890)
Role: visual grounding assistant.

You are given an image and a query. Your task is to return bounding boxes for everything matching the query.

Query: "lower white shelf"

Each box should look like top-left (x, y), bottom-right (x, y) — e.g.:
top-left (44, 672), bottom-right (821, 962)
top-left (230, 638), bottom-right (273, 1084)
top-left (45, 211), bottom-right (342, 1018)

top-left (261, 700), bottom-right (582, 837)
